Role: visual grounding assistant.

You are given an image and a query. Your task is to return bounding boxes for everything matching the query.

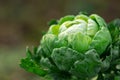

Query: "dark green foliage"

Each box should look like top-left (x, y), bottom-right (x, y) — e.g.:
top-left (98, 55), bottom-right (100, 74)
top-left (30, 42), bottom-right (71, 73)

top-left (48, 19), bottom-right (58, 26)
top-left (20, 47), bottom-right (47, 76)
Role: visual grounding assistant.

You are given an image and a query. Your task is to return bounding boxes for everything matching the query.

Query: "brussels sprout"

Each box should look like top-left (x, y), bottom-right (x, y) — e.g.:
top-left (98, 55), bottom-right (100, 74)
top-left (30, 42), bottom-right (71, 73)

top-left (20, 13), bottom-right (114, 80)
top-left (45, 14), bottom-right (112, 55)
top-left (37, 14), bottom-right (112, 79)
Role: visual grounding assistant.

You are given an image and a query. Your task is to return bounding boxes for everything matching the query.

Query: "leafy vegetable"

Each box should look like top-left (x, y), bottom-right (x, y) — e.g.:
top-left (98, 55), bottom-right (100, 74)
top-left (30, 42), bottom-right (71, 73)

top-left (20, 47), bottom-right (47, 76)
top-left (20, 13), bottom-right (120, 80)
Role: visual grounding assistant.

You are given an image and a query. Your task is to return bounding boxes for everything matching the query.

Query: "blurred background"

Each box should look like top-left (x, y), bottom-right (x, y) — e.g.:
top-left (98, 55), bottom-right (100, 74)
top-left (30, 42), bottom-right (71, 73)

top-left (0, 0), bottom-right (120, 80)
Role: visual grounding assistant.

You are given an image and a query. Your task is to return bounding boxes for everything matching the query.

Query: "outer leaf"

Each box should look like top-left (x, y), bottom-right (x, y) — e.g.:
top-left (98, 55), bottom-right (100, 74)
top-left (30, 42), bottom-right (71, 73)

top-left (40, 57), bottom-right (54, 69)
top-left (24, 47), bottom-right (32, 59)
top-left (20, 58), bottom-right (47, 76)
top-left (70, 49), bottom-right (101, 79)
top-left (87, 18), bottom-right (99, 37)
top-left (90, 14), bottom-right (107, 27)
top-left (40, 34), bottom-right (57, 57)
top-left (48, 19), bottom-right (58, 26)
top-left (68, 32), bottom-right (92, 53)
top-left (108, 18), bottom-right (120, 43)
top-left (48, 25), bottom-right (60, 35)
top-left (101, 54), bottom-right (112, 72)
top-left (89, 27), bottom-right (112, 55)
top-left (75, 14), bottom-right (89, 22)
top-left (51, 47), bottom-right (84, 71)
top-left (20, 48), bottom-right (47, 76)
top-left (59, 15), bottom-right (75, 25)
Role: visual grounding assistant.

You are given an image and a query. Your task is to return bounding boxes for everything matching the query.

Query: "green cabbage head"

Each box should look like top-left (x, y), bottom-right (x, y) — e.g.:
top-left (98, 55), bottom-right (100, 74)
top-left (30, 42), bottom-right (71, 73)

top-left (20, 13), bottom-right (112, 80)
top-left (41, 14), bottom-right (112, 56)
